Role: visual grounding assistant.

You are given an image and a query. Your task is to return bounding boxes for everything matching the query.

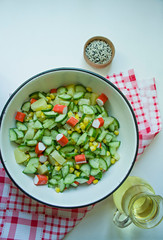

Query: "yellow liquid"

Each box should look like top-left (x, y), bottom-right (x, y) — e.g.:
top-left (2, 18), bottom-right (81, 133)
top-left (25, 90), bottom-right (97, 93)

top-left (113, 176), bottom-right (155, 214)
top-left (131, 196), bottom-right (157, 221)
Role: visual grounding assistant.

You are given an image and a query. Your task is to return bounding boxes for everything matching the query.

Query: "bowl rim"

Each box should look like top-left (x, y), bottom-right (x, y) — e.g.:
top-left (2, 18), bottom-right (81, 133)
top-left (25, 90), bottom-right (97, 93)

top-left (0, 67), bottom-right (139, 209)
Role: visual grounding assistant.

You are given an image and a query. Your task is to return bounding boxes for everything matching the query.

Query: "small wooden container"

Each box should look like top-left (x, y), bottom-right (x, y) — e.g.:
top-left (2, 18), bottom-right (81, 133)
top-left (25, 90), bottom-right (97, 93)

top-left (84, 36), bottom-right (115, 68)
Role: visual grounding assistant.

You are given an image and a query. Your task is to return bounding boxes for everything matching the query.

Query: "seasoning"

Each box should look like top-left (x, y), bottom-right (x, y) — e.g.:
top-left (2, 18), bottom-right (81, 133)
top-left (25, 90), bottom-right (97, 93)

top-left (85, 40), bottom-right (112, 64)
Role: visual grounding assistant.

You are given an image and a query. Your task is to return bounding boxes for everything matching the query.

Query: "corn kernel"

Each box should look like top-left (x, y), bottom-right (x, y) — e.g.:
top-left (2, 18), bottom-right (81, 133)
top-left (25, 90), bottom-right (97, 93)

top-left (74, 100), bottom-right (78, 105)
top-left (86, 87), bottom-right (92, 92)
top-left (75, 164), bottom-right (80, 169)
top-left (90, 137), bottom-right (95, 142)
top-left (93, 179), bottom-right (98, 184)
top-left (41, 112), bottom-right (45, 117)
top-left (55, 166), bottom-right (61, 171)
top-left (103, 139), bottom-right (107, 144)
top-left (114, 130), bottom-right (119, 136)
top-left (77, 129), bottom-right (81, 133)
top-left (27, 117), bottom-right (32, 120)
top-left (55, 161), bottom-right (59, 165)
top-left (28, 112), bottom-right (34, 117)
top-left (55, 187), bottom-right (60, 193)
top-left (83, 117), bottom-right (89, 124)
top-left (68, 130), bottom-right (72, 134)
top-left (80, 123), bottom-right (85, 130)
top-left (50, 93), bottom-right (55, 99)
top-left (75, 125), bottom-right (80, 131)
top-left (75, 114), bottom-right (80, 120)
top-left (74, 170), bottom-right (80, 177)
top-left (47, 104), bottom-right (52, 109)
top-left (56, 146), bottom-right (61, 150)
top-left (36, 111), bottom-right (42, 117)
top-left (111, 158), bottom-right (116, 164)
top-left (46, 96), bottom-right (51, 103)
top-left (68, 112), bottom-right (73, 117)
top-left (80, 148), bottom-right (84, 152)
top-left (74, 149), bottom-right (78, 153)
top-left (69, 167), bottom-right (74, 173)
top-left (93, 142), bottom-right (98, 147)
top-left (90, 145), bottom-right (96, 151)
top-left (44, 161), bottom-right (49, 166)
top-left (89, 142), bottom-right (93, 147)
top-left (107, 151), bottom-right (110, 156)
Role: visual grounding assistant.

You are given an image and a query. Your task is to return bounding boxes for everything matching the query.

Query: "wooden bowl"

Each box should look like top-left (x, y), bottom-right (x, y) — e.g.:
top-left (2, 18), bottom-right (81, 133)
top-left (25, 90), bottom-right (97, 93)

top-left (84, 36), bottom-right (115, 68)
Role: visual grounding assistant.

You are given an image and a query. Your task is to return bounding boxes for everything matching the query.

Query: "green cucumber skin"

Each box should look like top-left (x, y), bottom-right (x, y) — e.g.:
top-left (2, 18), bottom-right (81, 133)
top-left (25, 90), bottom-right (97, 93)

top-left (10, 85), bottom-right (120, 192)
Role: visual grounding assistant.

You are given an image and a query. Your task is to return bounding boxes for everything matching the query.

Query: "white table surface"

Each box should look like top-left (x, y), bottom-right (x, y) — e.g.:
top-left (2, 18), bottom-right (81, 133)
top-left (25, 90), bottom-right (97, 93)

top-left (0, 0), bottom-right (163, 239)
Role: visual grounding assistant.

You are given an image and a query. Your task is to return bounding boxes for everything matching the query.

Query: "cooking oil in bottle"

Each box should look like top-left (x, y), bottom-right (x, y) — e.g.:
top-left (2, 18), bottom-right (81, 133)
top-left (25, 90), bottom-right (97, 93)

top-left (113, 176), bottom-right (163, 229)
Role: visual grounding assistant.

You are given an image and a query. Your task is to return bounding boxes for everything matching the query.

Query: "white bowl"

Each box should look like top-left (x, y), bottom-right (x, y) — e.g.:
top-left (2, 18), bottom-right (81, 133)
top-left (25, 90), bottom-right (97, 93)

top-left (0, 68), bottom-right (139, 208)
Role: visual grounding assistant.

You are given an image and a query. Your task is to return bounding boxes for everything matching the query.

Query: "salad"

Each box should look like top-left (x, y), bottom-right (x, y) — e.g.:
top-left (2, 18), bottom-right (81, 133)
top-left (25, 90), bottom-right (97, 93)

top-left (9, 84), bottom-right (121, 193)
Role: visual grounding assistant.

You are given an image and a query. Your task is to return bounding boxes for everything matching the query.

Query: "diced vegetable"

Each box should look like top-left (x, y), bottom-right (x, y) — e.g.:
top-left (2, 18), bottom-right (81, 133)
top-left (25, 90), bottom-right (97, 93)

top-left (15, 112), bottom-right (26, 122)
top-left (75, 154), bottom-right (87, 164)
top-left (31, 98), bottom-right (47, 111)
top-left (9, 84), bottom-right (121, 193)
top-left (34, 175), bottom-right (48, 185)
top-left (92, 117), bottom-right (104, 128)
top-left (14, 148), bottom-right (29, 163)
top-left (56, 134), bottom-right (68, 146)
top-left (96, 93), bottom-right (108, 106)
top-left (53, 104), bottom-right (67, 114)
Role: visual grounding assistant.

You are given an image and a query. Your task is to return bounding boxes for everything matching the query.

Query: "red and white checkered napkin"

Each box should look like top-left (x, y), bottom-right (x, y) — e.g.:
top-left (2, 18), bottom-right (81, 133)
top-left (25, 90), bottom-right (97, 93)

top-left (106, 69), bottom-right (162, 156)
top-left (0, 69), bottom-right (161, 240)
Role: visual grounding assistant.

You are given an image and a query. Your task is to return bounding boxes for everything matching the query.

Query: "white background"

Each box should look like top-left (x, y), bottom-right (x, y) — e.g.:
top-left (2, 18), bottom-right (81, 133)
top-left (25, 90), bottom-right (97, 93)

top-left (0, 0), bottom-right (163, 239)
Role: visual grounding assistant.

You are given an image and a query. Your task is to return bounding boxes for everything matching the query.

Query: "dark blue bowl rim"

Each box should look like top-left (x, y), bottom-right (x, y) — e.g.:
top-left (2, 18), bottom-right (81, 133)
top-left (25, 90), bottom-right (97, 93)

top-left (0, 67), bottom-right (139, 209)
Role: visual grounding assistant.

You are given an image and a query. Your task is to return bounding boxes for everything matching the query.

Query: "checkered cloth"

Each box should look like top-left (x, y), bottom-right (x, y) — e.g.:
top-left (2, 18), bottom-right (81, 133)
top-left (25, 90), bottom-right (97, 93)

top-left (0, 69), bottom-right (161, 239)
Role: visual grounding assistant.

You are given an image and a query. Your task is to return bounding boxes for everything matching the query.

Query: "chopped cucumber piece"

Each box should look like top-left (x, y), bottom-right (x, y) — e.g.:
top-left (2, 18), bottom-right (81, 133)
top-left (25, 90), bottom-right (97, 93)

top-left (13, 128), bottom-right (24, 139)
top-left (16, 122), bottom-right (28, 131)
top-left (55, 114), bottom-right (67, 123)
top-left (81, 104), bottom-right (94, 114)
top-left (60, 145), bottom-right (74, 153)
top-left (58, 94), bottom-right (72, 100)
top-left (77, 132), bottom-right (88, 146)
top-left (43, 111), bottom-right (58, 118)
top-left (57, 86), bottom-right (67, 94)
top-left (42, 136), bottom-right (53, 146)
top-left (75, 177), bottom-right (89, 184)
top-left (51, 150), bottom-right (66, 165)
top-left (73, 92), bottom-right (84, 100)
top-left (9, 84), bottom-right (121, 193)
top-left (21, 101), bottom-right (31, 112)
top-left (64, 174), bottom-right (76, 184)
top-left (75, 85), bottom-right (86, 93)
top-left (9, 128), bottom-right (18, 141)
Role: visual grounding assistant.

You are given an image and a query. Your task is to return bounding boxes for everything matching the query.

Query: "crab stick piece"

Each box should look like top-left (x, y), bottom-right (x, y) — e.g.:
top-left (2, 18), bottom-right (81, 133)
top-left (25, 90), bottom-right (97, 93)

top-left (92, 117), bottom-right (104, 128)
top-left (30, 98), bottom-right (37, 104)
top-left (34, 175), bottom-right (48, 185)
top-left (87, 175), bottom-right (95, 185)
top-left (66, 116), bottom-right (79, 127)
top-left (50, 88), bottom-right (57, 93)
top-left (74, 181), bottom-right (79, 185)
top-left (56, 133), bottom-right (69, 146)
top-left (75, 154), bottom-right (87, 164)
top-left (96, 93), bottom-right (108, 106)
top-left (53, 104), bottom-right (67, 114)
top-left (39, 154), bottom-right (48, 163)
top-left (35, 142), bottom-right (46, 155)
top-left (97, 142), bottom-right (102, 148)
top-left (15, 111), bottom-right (26, 122)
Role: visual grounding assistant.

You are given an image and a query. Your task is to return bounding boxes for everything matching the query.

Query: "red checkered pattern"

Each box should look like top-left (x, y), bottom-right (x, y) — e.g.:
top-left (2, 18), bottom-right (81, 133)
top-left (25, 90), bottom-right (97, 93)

top-left (0, 69), bottom-right (161, 239)
top-left (106, 69), bottom-right (162, 156)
